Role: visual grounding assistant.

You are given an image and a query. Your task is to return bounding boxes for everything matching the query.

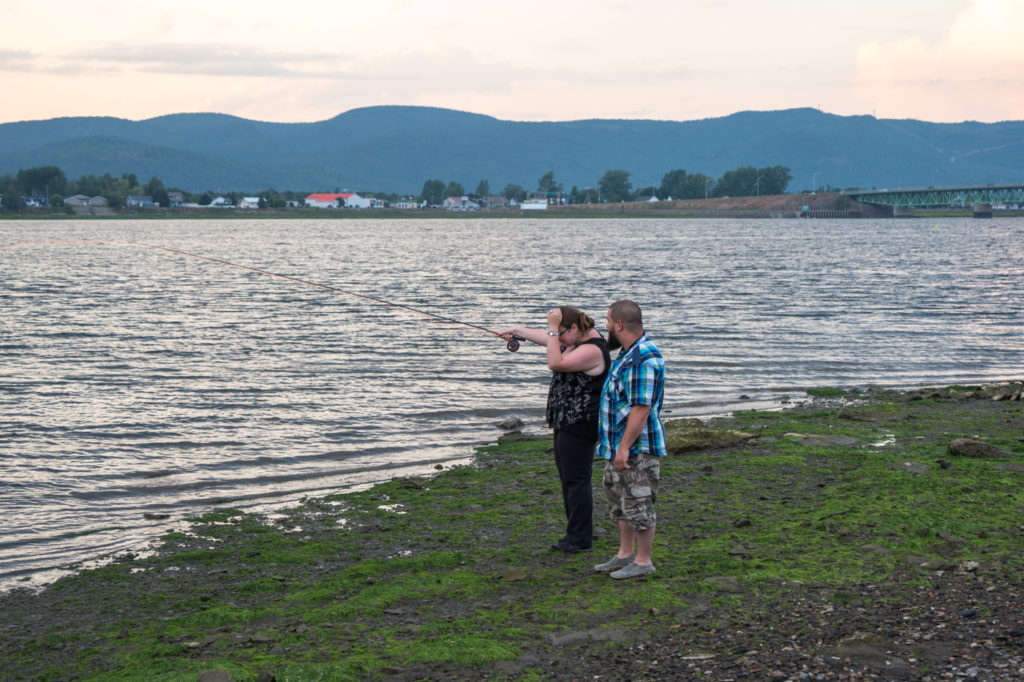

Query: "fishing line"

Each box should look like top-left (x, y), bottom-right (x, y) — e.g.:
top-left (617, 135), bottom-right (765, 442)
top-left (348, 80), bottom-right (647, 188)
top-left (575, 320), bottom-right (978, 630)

top-left (1, 238), bottom-right (526, 351)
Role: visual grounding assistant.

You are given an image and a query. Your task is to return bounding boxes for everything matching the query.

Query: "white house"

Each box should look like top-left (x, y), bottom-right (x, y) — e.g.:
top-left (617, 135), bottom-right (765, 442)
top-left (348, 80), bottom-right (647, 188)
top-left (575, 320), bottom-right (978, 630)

top-left (126, 195), bottom-right (156, 208)
top-left (443, 196), bottom-right (480, 211)
top-left (391, 199), bottom-right (421, 209)
top-left (63, 195), bottom-right (92, 207)
top-left (237, 197), bottom-right (261, 209)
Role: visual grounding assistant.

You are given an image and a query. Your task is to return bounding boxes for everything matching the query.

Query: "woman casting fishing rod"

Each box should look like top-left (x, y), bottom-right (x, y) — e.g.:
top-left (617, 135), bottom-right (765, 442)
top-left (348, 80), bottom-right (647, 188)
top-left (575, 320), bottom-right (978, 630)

top-left (498, 307), bottom-right (610, 553)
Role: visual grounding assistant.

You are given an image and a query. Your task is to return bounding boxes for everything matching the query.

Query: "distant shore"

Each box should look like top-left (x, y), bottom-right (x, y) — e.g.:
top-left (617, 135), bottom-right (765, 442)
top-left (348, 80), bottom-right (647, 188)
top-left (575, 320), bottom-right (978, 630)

top-left (4, 192), bottom-right (1021, 220)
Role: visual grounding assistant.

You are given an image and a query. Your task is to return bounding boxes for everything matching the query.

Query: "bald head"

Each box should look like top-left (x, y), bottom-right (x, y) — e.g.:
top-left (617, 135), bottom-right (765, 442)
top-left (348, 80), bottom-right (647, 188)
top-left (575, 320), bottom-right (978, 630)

top-left (608, 300), bottom-right (643, 333)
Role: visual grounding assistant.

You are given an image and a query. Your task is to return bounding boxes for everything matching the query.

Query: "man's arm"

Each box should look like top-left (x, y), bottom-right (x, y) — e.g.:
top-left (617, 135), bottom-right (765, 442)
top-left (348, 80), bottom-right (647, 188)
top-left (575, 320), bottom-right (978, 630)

top-left (613, 404), bottom-right (652, 472)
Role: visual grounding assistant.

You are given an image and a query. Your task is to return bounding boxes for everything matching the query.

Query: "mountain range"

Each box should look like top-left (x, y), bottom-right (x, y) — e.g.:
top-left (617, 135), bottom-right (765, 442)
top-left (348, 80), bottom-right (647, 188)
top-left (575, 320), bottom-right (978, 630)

top-left (1, 106), bottom-right (1022, 195)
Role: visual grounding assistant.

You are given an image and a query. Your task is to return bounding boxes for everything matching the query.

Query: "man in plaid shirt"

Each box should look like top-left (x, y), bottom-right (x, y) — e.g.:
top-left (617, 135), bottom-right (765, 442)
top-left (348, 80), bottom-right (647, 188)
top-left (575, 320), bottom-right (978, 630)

top-left (594, 300), bottom-right (666, 579)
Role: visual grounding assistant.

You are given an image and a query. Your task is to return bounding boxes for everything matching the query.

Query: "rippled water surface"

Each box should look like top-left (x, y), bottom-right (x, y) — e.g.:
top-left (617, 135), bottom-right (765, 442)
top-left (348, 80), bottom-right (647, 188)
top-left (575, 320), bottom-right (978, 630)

top-left (2, 217), bottom-right (1022, 589)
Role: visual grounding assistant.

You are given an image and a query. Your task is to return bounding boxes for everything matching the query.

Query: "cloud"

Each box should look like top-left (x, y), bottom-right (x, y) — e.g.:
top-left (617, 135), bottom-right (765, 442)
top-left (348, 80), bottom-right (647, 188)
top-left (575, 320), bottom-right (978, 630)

top-left (854, 0), bottom-right (1024, 121)
top-left (65, 43), bottom-right (361, 79)
top-left (0, 48), bottom-right (36, 68)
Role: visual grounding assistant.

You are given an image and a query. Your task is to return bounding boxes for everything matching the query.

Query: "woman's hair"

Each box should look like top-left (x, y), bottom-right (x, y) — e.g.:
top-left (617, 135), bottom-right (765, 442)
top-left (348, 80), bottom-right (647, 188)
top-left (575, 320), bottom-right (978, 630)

top-left (559, 306), bottom-right (595, 333)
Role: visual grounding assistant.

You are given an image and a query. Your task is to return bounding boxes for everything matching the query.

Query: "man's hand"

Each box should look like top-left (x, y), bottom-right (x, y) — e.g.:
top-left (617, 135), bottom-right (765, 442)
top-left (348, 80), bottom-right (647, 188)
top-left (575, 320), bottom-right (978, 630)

top-left (613, 446), bottom-right (631, 472)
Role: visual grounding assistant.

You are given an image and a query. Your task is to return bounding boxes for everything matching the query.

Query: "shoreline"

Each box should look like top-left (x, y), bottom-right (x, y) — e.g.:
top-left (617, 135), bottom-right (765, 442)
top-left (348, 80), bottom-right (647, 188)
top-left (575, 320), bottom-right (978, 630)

top-left (1, 381), bottom-right (1022, 680)
top-left (4, 192), bottom-right (1023, 221)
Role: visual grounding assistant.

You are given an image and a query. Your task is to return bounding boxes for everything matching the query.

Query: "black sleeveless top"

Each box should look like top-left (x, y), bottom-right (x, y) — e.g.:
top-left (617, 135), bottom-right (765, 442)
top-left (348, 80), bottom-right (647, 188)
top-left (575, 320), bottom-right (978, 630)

top-left (545, 337), bottom-right (611, 440)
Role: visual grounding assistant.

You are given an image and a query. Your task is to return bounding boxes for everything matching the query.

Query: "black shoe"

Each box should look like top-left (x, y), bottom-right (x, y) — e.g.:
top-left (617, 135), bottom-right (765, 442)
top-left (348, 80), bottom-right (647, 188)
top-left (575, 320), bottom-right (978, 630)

top-left (551, 540), bottom-right (593, 553)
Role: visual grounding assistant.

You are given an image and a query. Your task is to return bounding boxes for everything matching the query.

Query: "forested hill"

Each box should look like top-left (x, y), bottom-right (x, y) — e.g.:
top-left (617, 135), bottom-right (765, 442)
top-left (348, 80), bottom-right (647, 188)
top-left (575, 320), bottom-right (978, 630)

top-left (1, 106), bottom-right (1022, 194)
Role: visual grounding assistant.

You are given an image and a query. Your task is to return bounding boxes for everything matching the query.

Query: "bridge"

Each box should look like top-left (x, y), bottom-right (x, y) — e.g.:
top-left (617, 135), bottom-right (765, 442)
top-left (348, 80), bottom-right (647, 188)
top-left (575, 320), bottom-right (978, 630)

top-left (847, 183), bottom-right (1024, 209)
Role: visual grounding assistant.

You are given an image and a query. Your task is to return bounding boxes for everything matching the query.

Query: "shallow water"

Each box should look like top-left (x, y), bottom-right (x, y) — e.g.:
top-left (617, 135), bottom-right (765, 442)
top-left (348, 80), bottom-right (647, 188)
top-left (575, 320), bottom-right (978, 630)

top-left (2, 217), bottom-right (1022, 589)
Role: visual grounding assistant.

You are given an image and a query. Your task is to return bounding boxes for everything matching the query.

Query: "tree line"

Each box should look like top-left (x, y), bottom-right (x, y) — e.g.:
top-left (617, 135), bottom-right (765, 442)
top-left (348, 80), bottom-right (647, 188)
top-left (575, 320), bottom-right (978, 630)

top-left (0, 166), bottom-right (347, 211)
top-left (2, 162), bottom-right (792, 212)
top-left (421, 166), bottom-right (793, 205)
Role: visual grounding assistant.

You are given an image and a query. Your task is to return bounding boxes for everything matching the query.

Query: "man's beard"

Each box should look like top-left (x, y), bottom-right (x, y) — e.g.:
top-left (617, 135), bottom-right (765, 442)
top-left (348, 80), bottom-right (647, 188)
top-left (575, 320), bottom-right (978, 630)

top-left (607, 328), bottom-right (621, 350)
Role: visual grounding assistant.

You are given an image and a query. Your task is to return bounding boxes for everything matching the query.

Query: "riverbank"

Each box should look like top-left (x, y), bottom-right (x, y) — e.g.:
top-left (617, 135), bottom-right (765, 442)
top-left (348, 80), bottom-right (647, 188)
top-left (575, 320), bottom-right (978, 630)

top-left (5, 193), bottom-right (1022, 220)
top-left (1, 383), bottom-right (1022, 681)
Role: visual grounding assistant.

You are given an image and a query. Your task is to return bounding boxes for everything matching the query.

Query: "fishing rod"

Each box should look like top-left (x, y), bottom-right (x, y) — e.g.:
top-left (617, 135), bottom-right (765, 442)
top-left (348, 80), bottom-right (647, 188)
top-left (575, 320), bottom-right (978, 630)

top-left (1, 238), bottom-right (527, 352)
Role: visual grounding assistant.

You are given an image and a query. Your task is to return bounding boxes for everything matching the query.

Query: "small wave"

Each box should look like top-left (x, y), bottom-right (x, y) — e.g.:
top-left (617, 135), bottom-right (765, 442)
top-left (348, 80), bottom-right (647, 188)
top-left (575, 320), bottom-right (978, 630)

top-left (135, 440), bottom-right (245, 449)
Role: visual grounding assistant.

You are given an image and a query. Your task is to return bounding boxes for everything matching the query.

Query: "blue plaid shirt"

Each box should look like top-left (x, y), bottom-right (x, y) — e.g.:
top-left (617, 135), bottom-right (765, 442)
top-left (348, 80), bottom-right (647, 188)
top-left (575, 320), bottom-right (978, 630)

top-left (597, 333), bottom-right (666, 460)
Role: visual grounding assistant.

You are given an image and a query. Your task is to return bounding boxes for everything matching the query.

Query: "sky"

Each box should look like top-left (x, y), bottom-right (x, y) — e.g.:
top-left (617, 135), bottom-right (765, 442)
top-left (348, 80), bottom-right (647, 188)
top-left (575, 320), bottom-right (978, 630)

top-left (2, 0), bottom-right (1023, 125)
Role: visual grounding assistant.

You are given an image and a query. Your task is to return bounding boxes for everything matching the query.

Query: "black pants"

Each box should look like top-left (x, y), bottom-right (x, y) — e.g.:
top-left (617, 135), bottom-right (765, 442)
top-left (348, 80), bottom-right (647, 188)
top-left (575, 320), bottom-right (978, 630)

top-left (553, 428), bottom-right (595, 547)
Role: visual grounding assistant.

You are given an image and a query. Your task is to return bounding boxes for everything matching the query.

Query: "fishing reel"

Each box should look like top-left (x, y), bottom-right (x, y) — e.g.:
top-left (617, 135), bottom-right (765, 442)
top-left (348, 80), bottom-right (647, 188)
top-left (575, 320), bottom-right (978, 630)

top-left (506, 335), bottom-right (525, 352)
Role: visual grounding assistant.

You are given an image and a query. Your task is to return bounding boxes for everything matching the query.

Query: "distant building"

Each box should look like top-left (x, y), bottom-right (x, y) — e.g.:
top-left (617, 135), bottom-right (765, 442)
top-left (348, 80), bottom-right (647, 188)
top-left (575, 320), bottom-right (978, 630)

top-left (208, 196), bottom-right (232, 207)
top-left (482, 195), bottom-right (508, 209)
top-left (90, 195), bottom-right (108, 206)
top-left (237, 197), bottom-right (261, 209)
top-left (304, 192), bottom-right (382, 209)
top-left (63, 195), bottom-right (92, 207)
top-left (391, 199), bottom-right (422, 209)
top-left (443, 196), bottom-right (480, 211)
top-left (126, 195), bottom-right (156, 208)
top-left (635, 195), bottom-right (659, 203)
top-left (305, 192), bottom-right (349, 208)
top-left (167, 191), bottom-right (184, 207)
top-left (521, 200), bottom-right (548, 211)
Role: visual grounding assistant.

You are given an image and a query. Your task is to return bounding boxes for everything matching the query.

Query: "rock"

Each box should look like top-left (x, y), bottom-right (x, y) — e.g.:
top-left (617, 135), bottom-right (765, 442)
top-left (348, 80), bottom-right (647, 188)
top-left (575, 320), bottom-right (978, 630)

top-left (905, 556), bottom-right (957, 571)
top-left (895, 461), bottom-right (930, 474)
top-left (548, 630), bottom-right (589, 646)
top-left (833, 631), bottom-right (909, 673)
top-left (728, 545), bottom-right (752, 559)
top-left (948, 437), bottom-right (1013, 458)
top-left (704, 576), bottom-right (741, 590)
top-left (496, 417), bottom-right (524, 430)
top-left (784, 433), bottom-right (859, 447)
top-left (838, 408), bottom-right (904, 422)
top-left (664, 419), bottom-right (757, 453)
top-left (255, 672), bottom-right (276, 682)
top-left (143, 512), bottom-right (170, 520)
top-left (198, 672), bottom-right (234, 682)
top-left (991, 383), bottom-right (1023, 401)
top-left (859, 544), bottom-right (890, 555)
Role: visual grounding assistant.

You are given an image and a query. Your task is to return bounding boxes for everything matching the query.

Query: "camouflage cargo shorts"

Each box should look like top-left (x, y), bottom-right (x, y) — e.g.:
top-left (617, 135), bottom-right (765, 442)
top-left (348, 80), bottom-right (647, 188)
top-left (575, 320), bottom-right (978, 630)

top-left (603, 454), bottom-right (660, 531)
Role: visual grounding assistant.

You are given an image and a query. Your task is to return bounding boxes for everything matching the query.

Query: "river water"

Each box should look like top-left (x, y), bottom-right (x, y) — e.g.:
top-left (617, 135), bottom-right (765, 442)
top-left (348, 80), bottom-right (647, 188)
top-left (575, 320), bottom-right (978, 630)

top-left (2, 217), bottom-right (1022, 590)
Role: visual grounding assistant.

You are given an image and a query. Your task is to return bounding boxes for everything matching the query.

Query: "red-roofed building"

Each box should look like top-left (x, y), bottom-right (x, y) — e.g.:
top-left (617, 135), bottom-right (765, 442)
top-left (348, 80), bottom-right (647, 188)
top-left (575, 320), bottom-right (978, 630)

top-left (305, 193), bottom-right (353, 208)
top-left (304, 192), bottom-right (383, 209)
